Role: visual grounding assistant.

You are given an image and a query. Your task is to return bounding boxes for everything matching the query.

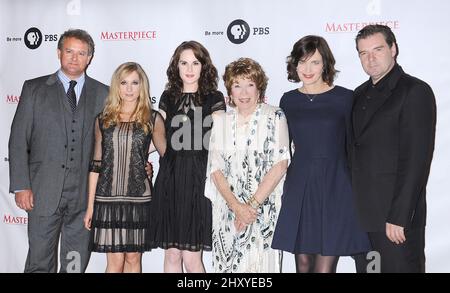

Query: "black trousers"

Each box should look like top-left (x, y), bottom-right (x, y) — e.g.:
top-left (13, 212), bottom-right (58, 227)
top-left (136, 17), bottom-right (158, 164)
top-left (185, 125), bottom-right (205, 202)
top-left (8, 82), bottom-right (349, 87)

top-left (354, 227), bottom-right (425, 273)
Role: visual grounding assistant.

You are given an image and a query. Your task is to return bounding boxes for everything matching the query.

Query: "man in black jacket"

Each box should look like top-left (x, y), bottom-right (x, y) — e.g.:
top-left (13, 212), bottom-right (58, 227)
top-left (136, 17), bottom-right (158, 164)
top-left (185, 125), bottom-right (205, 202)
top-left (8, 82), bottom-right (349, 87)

top-left (351, 25), bottom-right (436, 273)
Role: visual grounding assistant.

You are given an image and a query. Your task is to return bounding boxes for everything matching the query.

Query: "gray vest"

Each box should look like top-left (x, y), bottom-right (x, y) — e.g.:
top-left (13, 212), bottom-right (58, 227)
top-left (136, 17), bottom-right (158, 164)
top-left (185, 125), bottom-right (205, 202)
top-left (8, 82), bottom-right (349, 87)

top-left (62, 92), bottom-right (86, 190)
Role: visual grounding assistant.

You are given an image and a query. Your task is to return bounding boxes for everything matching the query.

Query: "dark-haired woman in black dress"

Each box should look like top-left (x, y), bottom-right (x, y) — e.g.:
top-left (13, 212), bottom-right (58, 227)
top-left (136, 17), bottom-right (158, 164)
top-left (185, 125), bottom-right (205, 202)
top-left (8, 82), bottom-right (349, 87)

top-left (150, 41), bottom-right (225, 272)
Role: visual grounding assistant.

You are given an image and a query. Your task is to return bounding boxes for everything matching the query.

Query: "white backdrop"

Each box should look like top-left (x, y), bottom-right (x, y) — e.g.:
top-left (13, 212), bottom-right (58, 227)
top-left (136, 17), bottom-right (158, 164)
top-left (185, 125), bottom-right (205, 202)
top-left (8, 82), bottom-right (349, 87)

top-left (1, 0), bottom-right (449, 273)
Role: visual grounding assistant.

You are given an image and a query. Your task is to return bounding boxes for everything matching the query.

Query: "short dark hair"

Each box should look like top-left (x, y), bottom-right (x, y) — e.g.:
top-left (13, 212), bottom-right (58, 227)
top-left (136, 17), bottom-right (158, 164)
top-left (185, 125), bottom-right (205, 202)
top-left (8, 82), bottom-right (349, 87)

top-left (286, 35), bottom-right (338, 85)
top-left (58, 29), bottom-right (95, 56)
top-left (355, 24), bottom-right (399, 60)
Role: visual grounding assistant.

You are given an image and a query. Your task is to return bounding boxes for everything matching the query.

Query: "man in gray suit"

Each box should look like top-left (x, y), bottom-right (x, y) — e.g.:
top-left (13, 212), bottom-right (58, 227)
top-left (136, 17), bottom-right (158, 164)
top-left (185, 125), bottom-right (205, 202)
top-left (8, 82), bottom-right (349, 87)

top-left (9, 29), bottom-right (109, 273)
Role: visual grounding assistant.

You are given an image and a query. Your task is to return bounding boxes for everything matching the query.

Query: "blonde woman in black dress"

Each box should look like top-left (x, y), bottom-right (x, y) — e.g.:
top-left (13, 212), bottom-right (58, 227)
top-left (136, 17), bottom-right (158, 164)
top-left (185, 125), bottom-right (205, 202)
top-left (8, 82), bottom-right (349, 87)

top-left (84, 62), bottom-right (165, 273)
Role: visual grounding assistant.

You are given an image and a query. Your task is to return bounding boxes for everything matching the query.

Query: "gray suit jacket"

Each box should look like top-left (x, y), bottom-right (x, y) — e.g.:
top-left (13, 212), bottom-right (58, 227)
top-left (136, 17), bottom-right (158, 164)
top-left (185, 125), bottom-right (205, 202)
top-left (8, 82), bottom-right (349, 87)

top-left (8, 72), bottom-right (109, 216)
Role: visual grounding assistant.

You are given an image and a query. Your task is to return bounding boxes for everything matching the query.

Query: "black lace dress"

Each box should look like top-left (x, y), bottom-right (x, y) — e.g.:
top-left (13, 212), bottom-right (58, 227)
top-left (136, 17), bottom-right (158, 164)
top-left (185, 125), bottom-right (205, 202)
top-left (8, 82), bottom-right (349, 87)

top-left (89, 112), bottom-right (160, 253)
top-left (149, 91), bottom-right (226, 251)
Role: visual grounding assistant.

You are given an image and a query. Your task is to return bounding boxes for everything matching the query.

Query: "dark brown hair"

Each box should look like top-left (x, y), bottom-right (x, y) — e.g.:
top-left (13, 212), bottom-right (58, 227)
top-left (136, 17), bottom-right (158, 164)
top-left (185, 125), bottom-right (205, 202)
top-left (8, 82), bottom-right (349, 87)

top-left (286, 35), bottom-right (338, 85)
top-left (355, 24), bottom-right (399, 61)
top-left (165, 41), bottom-right (218, 104)
top-left (58, 29), bottom-right (95, 56)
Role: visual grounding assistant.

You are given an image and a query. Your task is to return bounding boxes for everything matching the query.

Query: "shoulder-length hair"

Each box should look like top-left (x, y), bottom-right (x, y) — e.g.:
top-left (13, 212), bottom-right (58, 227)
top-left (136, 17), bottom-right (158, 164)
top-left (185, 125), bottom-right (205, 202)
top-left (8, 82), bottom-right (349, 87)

top-left (165, 40), bottom-right (218, 104)
top-left (102, 62), bottom-right (153, 134)
top-left (286, 35), bottom-right (338, 85)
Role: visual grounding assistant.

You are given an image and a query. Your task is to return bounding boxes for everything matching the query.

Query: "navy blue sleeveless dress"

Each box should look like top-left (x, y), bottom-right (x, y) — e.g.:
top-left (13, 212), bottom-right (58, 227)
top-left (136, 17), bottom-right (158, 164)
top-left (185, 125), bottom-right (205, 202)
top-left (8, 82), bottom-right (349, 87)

top-left (272, 86), bottom-right (371, 255)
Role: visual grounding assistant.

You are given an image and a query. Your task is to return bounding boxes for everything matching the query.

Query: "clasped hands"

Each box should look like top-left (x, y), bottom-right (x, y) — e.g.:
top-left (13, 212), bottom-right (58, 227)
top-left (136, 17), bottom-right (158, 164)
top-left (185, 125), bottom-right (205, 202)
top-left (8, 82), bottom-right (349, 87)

top-left (232, 201), bottom-right (258, 233)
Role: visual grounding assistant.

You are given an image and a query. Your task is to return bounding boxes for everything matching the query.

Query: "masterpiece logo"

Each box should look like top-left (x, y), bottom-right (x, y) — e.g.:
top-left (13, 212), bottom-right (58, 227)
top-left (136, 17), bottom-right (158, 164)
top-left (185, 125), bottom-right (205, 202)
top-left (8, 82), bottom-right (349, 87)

top-left (100, 30), bottom-right (157, 41)
top-left (205, 19), bottom-right (270, 45)
top-left (325, 20), bottom-right (399, 33)
top-left (6, 95), bottom-right (20, 104)
top-left (3, 214), bottom-right (28, 225)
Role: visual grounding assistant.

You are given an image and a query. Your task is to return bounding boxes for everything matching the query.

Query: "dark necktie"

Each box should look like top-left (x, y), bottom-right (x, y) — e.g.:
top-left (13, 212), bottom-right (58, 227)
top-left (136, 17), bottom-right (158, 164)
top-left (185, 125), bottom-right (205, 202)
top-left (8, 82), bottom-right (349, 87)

top-left (67, 80), bottom-right (77, 112)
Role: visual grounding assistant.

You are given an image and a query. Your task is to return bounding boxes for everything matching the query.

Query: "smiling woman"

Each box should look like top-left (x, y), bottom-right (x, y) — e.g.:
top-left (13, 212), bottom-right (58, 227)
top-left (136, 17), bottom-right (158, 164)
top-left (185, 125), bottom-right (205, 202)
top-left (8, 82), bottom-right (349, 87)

top-left (84, 62), bottom-right (166, 273)
top-left (178, 49), bottom-right (202, 92)
top-left (205, 57), bottom-right (290, 273)
top-left (271, 35), bottom-right (371, 273)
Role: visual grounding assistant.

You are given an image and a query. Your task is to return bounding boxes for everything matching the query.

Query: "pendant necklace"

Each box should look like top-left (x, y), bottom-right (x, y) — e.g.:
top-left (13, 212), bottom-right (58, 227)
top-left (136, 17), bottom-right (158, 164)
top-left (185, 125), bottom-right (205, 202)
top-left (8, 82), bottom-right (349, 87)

top-left (303, 87), bottom-right (318, 102)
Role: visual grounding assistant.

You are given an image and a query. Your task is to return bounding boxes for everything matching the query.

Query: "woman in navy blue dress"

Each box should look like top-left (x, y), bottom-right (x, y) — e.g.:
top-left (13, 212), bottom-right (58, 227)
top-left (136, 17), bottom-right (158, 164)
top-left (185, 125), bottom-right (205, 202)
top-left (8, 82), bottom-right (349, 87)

top-left (271, 35), bottom-right (371, 273)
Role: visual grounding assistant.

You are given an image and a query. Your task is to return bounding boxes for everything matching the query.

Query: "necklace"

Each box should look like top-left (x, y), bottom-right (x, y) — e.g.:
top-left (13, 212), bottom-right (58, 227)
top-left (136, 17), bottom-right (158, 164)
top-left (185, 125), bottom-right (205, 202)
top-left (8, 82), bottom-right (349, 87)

top-left (301, 87), bottom-right (318, 102)
top-left (300, 84), bottom-right (333, 102)
top-left (305, 93), bottom-right (318, 102)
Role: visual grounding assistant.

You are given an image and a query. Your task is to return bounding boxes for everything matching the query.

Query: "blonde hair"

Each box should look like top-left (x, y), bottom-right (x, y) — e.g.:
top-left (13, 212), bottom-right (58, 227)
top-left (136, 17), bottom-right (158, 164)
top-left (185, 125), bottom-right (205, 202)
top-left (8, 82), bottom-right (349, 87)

top-left (102, 62), bottom-right (153, 133)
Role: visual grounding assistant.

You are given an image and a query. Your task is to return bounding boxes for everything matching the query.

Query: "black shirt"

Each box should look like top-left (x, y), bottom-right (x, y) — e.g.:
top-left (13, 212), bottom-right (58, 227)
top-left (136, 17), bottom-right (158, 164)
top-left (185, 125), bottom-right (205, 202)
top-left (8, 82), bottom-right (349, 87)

top-left (354, 63), bottom-right (400, 129)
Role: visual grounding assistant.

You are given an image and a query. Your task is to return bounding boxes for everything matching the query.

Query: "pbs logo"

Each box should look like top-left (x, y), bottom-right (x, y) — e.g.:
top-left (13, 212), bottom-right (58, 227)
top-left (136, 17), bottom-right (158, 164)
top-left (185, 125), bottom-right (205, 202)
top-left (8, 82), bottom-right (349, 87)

top-left (24, 27), bottom-right (58, 50)
top-left (227, 19), bottom-right (250, 44)
top-left (24, 27), bottom-right (43, 49)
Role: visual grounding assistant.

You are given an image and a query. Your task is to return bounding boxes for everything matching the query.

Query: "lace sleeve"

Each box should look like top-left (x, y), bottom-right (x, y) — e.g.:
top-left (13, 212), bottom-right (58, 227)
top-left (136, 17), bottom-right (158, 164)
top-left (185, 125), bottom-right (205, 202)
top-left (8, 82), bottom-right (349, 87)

top-left (158, 91), bottom-right (169, 113)
top-left (89, 117), bottom-right (102, 173)
top-left (211, 91), bottom-right (226, 113)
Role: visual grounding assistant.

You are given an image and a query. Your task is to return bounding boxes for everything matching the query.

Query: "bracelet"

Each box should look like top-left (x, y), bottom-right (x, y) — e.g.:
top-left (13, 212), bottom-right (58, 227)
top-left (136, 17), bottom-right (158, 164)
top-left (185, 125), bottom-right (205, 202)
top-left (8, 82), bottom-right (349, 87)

top-left (248, 196), bottom-right (261, 209)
